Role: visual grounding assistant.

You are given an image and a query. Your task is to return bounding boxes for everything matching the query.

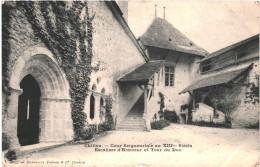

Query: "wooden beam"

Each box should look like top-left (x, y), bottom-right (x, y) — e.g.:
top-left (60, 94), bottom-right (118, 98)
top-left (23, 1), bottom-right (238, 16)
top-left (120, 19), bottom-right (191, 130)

top-left (192, 90), bottom-right (196, 110)
top-left (157, 69), bottom-right (160, 86)
top-left (147, 88), bottom-right (152, 102)
top-left (144, 85), bottom-right (148, 116)
top-left (176, 55), bottom-right (181, 65)
top-left (148, 77), bottom-right (154, 85)
top-left (188, 91), bottom-right (193, 97)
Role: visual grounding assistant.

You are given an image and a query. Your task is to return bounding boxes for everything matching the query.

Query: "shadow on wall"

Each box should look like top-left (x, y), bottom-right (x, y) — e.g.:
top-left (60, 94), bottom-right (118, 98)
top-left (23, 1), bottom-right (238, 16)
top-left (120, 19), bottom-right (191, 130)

top-left (117, 84), bottom-right (143, 124)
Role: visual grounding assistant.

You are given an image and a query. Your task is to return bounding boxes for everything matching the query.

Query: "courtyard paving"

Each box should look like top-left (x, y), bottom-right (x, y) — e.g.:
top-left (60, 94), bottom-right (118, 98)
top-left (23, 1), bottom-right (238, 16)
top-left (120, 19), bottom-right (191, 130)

top-left (4, 124), bottom-right (259, 167)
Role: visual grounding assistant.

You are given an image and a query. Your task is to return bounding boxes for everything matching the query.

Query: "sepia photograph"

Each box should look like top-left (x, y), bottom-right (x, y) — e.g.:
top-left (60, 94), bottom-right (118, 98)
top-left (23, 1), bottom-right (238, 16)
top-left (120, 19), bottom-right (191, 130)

top-left (1, 1), bottom-right (259, 166)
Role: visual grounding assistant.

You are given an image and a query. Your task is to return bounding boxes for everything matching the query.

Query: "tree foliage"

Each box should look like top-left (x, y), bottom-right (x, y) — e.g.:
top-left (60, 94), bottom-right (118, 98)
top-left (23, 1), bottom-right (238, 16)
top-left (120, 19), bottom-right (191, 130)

top-left (245, 74), bottom-right (259, 104)
top-left (208, 85), bottom-right (241, 122)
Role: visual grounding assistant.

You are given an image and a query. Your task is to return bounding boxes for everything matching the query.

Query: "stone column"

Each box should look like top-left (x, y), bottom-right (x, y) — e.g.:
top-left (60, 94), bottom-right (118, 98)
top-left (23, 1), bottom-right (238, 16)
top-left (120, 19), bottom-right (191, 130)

top-left (100, 97), bottom-right (106, 123)
top-left (143, 85), bottom-right (148, 117)
top-left (93, 93), bottom-right (101, 124)
top-left (4, 88), bottom-right (23, 153)
top-left (39, 99), bottom-right (50, 142)
top-left (143, 85), bottom-right (151, 131)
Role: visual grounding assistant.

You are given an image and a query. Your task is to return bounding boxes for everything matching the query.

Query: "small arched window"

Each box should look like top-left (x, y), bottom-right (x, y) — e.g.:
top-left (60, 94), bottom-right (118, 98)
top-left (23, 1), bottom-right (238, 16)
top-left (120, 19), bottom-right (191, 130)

top-left (92, 84), bottom-right (97, 91)
top-left (97, 77), bottom-right (101, 84)
top-left (101, 88), bottom-right (106, 94)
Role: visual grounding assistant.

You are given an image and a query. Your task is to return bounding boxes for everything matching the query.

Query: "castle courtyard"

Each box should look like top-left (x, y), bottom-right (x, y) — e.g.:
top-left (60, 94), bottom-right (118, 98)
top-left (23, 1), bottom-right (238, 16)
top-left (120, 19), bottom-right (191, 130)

top-left (8, 124), bottom-right (259, 167)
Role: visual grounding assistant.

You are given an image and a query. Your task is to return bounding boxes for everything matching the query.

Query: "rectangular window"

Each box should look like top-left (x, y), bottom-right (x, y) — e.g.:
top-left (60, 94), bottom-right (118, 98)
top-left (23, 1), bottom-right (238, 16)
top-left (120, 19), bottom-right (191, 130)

top-left (236, 46), bottom-right (258, 62)
top-left (200, 58), bottom-right (218, 73)
top-left (165, 66), bottom-right (174, 86)
top-left (218, 51), bottom-right (236, 68)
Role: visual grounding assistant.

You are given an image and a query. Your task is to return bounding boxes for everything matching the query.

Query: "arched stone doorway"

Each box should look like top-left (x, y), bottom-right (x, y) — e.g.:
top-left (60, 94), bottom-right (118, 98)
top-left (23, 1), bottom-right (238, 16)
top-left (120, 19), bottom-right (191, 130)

top-left (17, 74), bottom-right (41, 146)
top-left (7, 47), bottom-right (73, 148)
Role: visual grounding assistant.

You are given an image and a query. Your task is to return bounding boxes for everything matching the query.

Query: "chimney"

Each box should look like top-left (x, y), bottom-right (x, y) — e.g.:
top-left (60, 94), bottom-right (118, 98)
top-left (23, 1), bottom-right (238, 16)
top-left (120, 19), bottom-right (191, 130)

top-left (117, 1), bottom-right (128, 23)
top-left (163, 7), bottom-right (165, 19)
top-left (155, 4), bottom-right (157, 17)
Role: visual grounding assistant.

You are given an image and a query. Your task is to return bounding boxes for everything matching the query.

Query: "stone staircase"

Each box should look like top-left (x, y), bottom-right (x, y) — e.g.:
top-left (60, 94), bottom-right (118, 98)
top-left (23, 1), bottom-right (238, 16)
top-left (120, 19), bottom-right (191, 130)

top-left (117, 94), bottom-right (146, 131)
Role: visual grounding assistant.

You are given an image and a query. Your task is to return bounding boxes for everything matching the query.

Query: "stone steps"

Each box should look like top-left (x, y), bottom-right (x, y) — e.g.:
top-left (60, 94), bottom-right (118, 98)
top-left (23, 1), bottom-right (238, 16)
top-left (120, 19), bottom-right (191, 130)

top-left (125, 115), bottom-right (143, 118)
top-left (122, 121), bottom-right (143, 125)
top-left (117, 116), bottom-right (144, 130)
top-left (117, 93), bottom-right (145, 131)
top-left (19, 142), bottom-right (68, 156)
top-left (118, 124), bottom-right (144, 128)
top-left (117, 127), bottom-right (145, 131)
top-left (117, 113), bottom-right (144, 130)
top-left (124, 117), bottom-right (143, 120)
top-left (117, 120), bottom-right (145, 130)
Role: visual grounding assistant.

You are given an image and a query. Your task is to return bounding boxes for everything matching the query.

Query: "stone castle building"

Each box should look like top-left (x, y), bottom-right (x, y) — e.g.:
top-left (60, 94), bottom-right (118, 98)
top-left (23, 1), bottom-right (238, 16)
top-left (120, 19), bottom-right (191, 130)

top-left (180, 35), bottom-right (259, 128)
top-left (2, 1), bottom-right (259, 154)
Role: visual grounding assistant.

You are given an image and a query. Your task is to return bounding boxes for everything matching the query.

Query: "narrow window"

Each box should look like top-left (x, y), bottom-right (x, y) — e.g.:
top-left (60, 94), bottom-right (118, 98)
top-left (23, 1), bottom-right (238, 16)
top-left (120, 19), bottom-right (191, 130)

top-left (100, 97), bottom-right (104, 120)
top-left (165, 66), bottom-right (174, 87)
top-left (100, 97), bottom-right (104, 109)
top-left (90, 94), bottom-right (95, 119)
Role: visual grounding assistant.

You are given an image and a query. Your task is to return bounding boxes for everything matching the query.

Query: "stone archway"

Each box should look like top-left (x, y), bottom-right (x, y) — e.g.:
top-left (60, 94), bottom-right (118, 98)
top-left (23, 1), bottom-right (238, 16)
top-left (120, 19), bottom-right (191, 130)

top-left (7, 47), bottom-right (73, 149)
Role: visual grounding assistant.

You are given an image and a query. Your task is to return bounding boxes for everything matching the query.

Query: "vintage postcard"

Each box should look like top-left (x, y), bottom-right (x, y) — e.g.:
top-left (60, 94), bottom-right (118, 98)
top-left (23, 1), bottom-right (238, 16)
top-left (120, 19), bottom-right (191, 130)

top-left (1, 1), bottom-right (259, 166)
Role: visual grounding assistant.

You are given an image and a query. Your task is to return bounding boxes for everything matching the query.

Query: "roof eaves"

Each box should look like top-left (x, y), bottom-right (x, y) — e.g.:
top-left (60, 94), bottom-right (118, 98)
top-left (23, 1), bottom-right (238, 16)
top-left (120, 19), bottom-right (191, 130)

top-left (116, 61), bottom-right (147, 82)
top-left (179, 63), bottom-right (253, 94)
top-left (148, 60), bottom-right (165, 81)
top-left (141, 42), bottom-right (206, 58)
top-left (117, 60), bottom-right (165, 83)
top-left (228, 63), bottom-right (253, 84)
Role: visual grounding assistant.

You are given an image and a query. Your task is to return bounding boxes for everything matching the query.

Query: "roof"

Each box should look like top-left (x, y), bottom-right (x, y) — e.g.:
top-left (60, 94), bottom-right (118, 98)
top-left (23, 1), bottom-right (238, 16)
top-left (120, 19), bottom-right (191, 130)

top-left (117, 60), bottom-right (165, 84)
top-left (139, 18), bottom-right (208, 57)
top-left (179, 64), bottom-right (253, 94)
top-left (199, 34), bottom-right (259, 63)
top-left (105, 1), bottom-right (149, 61)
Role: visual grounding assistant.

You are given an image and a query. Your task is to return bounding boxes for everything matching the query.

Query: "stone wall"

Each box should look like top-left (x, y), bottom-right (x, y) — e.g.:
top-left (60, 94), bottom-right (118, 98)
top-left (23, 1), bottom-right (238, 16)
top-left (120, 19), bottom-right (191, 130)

top-left (193, 59), bottom-right (259, 128)
top-left (230, 61), bottom-right (259, 128)
top-left (3, 2), bottom-right (75, 150)
top-left (87, 2), bottom-right (146, 125)
top-left (147, 49), bottom-right (200, 121)
top-left (192, 103), bottom-right (225, 124)
top-left (3, 1), bottom-right (147, 148)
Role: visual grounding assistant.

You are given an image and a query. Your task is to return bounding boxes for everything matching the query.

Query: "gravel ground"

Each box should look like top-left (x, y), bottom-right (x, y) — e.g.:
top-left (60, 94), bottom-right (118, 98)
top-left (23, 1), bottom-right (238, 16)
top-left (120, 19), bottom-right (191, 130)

top-left (3, 124), bottom-right (259, 167)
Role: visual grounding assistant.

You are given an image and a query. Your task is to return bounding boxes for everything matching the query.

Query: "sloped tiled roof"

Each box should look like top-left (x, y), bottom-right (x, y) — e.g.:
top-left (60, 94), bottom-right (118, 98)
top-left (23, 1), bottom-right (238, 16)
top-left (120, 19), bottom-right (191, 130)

top-left (117, 60), bottom-right (165, 84)
top-left (179, 64), bottom-right (253, 94)
top-left (139, 18), bottom-right (208, 57)
top-left (199, 34), bottom-right (259, 63)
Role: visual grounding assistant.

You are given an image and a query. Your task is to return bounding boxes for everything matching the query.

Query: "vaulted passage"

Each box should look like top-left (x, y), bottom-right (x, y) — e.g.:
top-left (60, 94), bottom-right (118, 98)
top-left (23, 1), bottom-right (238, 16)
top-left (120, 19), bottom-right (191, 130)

top-left (17, 74), bottom-right (41, 146)
top-left (8, 48), bottom-right (74, 147)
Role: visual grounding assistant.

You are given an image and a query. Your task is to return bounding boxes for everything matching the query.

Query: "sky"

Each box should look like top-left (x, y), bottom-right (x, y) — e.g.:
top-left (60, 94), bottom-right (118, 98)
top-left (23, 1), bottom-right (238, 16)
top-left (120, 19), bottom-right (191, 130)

top-left (126, 1), bottom-right (259, 53)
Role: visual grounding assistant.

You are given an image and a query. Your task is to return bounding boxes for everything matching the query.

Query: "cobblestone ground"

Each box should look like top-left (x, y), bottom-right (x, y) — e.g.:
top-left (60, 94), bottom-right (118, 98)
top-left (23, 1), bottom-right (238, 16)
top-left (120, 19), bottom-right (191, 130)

top-left (4, 124), bottom-right (259, 167)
